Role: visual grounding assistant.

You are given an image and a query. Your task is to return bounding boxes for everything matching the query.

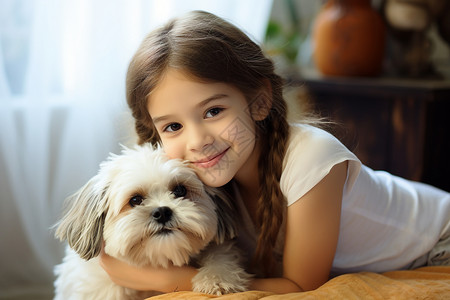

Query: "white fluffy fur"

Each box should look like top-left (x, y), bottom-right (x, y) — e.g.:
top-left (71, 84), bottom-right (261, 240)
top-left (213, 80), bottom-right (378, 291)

top-left (54, 144), bottom-right (251, 299)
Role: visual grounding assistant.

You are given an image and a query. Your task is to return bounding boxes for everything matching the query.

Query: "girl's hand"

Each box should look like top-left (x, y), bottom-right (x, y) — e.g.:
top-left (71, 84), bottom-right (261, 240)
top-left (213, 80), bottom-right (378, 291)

top-left (99, 248), bottom-right (155, 291)
top-left (99, 247), bottom-right (198, 293)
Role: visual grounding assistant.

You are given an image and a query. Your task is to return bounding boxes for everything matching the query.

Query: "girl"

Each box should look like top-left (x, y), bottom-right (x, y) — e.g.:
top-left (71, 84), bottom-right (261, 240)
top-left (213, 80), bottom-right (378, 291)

top-left (100, 10), bottom-right (450, 293)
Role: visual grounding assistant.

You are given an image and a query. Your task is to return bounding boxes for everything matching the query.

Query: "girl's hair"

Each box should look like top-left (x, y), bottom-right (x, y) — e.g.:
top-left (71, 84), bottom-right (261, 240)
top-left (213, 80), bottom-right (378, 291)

top-left (126, 10), bottom-right (290, 275)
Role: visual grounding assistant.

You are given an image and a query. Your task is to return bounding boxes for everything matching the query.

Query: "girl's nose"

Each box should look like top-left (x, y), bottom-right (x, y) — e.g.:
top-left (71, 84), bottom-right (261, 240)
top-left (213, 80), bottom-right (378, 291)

top-left (187, 124), bottom-right (214, 152)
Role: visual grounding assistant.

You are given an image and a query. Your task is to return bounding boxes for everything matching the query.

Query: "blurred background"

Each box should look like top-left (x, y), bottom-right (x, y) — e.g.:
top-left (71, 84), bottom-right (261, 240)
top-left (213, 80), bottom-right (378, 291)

top-left (1, 1), bottom-right (449, 299)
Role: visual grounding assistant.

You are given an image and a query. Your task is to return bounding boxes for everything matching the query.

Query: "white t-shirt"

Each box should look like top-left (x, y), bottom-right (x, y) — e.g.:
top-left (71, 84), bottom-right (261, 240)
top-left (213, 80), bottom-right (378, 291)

top-left (235, 124), bottom-right (450, 275)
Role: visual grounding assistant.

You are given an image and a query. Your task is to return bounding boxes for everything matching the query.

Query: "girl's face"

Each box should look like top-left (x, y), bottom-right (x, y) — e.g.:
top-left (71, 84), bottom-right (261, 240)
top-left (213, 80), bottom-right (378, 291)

top-left (147, 68), bottom-right (259, 187)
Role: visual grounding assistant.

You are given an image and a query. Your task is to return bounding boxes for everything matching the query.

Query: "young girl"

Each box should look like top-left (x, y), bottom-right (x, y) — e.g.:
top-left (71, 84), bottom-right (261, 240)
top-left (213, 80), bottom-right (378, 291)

top-left (100, 10), bottom-right (450, 293)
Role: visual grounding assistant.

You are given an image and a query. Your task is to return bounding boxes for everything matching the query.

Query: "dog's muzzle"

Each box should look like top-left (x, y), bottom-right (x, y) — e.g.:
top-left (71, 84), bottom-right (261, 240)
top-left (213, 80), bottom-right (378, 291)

top-left (152, 206), bottom-right (173, 224)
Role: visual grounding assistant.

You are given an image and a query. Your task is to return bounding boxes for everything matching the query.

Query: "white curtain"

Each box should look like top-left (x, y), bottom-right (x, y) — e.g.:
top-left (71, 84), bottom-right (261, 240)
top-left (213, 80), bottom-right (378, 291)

top-left (0, 0), bottom-right (273, 299)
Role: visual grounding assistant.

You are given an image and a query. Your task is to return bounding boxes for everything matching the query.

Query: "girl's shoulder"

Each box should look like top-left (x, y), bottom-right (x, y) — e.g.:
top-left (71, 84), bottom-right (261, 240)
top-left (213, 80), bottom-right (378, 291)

top-left (285, 123), bottom-right (356, 164)
top-left (281, 123), bottom-right (361, 206)
top-left (288, 123), bottom-right (333, 141)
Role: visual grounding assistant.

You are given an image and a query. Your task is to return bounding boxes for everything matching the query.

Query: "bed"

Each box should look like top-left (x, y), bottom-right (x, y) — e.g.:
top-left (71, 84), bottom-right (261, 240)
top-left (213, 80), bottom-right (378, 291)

top-left (147, 266), bottom-right (450, 299)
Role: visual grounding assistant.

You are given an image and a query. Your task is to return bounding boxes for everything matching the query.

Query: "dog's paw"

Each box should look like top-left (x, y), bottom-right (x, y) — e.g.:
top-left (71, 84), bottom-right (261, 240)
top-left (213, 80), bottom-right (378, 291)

top-left (192, 241), bottom-right (253, 295)
top-left (192, 277), bottom-right (248, 295)
top-left (193, 282), bottom-right (244, 296)
top-left (192, 267), bottom-right (251, 295)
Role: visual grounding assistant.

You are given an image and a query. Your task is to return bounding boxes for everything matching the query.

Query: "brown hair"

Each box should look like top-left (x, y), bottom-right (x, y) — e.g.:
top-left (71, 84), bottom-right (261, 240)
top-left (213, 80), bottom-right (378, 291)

top-left (126, 10), bottom-right (289, 275)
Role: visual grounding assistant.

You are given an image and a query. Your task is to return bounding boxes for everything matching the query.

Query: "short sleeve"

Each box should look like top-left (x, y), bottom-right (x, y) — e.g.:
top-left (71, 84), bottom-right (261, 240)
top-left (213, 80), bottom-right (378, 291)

top-left (280, 124), bottom-right (361, 206)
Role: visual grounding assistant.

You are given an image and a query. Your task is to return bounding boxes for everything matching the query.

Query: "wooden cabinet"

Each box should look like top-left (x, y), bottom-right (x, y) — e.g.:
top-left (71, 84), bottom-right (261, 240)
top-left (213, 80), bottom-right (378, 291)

top-left (299, 75), bottom-right (450, 192)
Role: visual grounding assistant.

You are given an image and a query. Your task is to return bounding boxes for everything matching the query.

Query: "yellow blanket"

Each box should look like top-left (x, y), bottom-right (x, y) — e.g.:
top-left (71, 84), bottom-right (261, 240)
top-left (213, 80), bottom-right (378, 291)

top-left (148, 266), bottom-right (450, 299)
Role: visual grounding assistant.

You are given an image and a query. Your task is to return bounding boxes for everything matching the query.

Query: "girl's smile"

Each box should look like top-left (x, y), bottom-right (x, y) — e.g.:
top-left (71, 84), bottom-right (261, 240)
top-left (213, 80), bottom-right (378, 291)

top-left (192, 147), bottom-right (230, 169)
top-left (147, 68), bottom-right (259, 187)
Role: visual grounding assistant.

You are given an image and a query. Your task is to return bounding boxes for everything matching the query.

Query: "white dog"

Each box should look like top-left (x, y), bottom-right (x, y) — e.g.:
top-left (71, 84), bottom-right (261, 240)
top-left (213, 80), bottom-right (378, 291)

top-left (54, 144), bottom-right (251, 299)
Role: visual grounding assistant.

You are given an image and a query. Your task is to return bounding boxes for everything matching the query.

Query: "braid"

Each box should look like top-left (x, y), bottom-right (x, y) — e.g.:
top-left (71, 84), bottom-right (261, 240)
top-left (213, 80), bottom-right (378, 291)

top-left (253, 75), bottom-right (290, 275)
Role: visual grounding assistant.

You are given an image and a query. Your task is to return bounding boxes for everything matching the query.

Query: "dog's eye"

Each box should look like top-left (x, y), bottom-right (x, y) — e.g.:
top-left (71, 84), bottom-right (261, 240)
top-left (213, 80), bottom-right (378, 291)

top-left (129, 195), bottom-right (144, 207)
top-left (172, 184), bottom-right (187, 198)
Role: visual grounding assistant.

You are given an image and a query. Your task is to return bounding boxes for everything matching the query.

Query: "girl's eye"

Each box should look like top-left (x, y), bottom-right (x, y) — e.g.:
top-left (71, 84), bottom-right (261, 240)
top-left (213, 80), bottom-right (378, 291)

top-left (205, 107), bottom-right (223, 118)
top-left (164, 123), bottom-right (182, 132)
top-left (129, 195), bottom-right (144, 207)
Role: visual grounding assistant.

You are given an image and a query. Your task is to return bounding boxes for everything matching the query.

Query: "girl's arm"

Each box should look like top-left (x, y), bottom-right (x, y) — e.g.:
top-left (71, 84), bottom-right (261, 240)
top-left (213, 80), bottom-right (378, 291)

top-left (100, 161), bottom-right (347, 294)
top-left (252, 161), bottom-right (348, 292)
top-left (99, 249), bottom-right (198, 293)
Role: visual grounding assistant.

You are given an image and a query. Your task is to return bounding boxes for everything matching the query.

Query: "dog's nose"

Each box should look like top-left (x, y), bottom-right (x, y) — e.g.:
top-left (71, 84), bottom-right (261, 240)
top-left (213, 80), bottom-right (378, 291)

top-left (152, 206), bottom-right (173, 224)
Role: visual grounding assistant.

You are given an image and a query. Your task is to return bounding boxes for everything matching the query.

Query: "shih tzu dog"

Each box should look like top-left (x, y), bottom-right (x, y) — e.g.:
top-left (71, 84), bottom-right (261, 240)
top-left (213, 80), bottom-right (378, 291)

top-left (53, 144), bottom-right (251, 299)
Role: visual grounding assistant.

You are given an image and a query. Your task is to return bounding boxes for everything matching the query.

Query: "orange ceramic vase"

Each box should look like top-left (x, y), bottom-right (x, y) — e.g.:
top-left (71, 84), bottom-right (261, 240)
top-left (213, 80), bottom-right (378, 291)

top-left (312, 0), bottom-right (386, 77)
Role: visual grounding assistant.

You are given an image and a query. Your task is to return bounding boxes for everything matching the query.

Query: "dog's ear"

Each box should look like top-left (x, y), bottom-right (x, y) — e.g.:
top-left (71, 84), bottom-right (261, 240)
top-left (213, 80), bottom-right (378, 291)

top-left (206, 187), bottom-right (238, 244)
top-left (54, 175), bottom-right (108, 260)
